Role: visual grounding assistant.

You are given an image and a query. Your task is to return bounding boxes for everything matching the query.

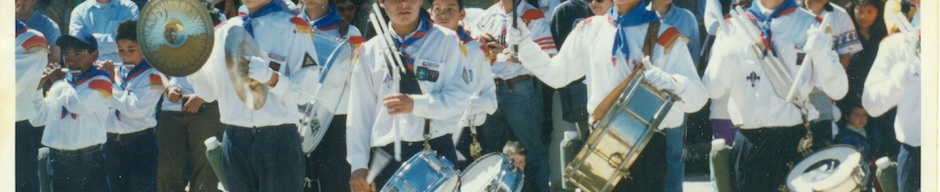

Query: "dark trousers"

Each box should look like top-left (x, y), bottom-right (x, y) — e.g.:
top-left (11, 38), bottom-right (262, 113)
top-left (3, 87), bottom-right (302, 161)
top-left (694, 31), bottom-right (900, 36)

top-left (223, 124), bottom-right (305, 192)
top-left (810, 120), bottom-right (833, 151)
top-left (611, 132), bottom-right (667, 191)
top-left (897, 144), bottom-right (920, 192)
top-left (373, 135), bottom-right (457, 190)
top-left (156, 105), bottom-right (225, 192)
top-left (732, 126), bottom-right (806, 192)
top-left (305, 115), bottom-right (351, 192)
top-left (48, 145), bottom-right (108, 192)
top-left (103, 128), bottom-right (158, 192)
top-left (16, 121), bottom-right (39, 192)
top-left (454, 127), bottom-right (477, 171)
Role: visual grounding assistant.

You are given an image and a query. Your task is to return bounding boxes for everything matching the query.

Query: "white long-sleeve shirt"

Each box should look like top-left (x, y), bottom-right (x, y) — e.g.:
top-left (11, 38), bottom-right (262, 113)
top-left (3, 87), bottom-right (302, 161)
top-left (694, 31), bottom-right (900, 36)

top-left (458, 38), bottom-right (498, 128)
top-left (703, 2), bottom-right (847, 129)
top-left (15, 26), bottom-right (50, 122)
top-left (106, 63), bottom-right (164, 133)
top-left (474, 2), bottom-right (558, 79)
top-left (69, 0), bottom-right (139, 62)
top-left (515, 15), bottom-right (708, 129)
top-left (862, 31), bottom-right (920, 147)
top-left (189, 11), bottom-right (319, 128)
top-left (346, 23), bottom-right (473, 172)
top-left (32, 72), bottom-right (112, 150)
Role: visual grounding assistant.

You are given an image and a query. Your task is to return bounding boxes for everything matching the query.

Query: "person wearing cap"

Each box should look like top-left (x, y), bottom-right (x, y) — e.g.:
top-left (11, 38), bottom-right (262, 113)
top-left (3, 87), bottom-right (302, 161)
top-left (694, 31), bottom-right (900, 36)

top-left (345, 1), bottom-right (473, 190)
top-left (704, 0), bottom-right (847, 190)
top-left (862, 1), bottom-right (919, 191)
top-left (295, 0), bottom-right (365, 190)
top-left (428, 0), bottom-right (499, 171)
top-left (29, 29), bottom-right (112, 192)
top-left (15, 15), bottom-right (51, 191)
top-left (187, 0), bottom-right (319, 190)
top-left (505, 0), bottom-right (707, 190)
top-left (94, 20), bottom-right (162, 192)
top-left (472, 0), bottom-right (556, 190)
top-left (69, 0), bottom-right (139, 63)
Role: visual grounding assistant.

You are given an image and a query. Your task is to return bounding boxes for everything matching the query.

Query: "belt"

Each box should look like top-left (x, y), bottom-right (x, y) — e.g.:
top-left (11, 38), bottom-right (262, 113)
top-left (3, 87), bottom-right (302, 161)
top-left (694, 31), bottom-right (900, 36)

top-left (50, 144), bottom-right (102, 156)
top-left (108, 127), bottom-right (154, 142)
top-left (494, 74), bottom-right (532, 87)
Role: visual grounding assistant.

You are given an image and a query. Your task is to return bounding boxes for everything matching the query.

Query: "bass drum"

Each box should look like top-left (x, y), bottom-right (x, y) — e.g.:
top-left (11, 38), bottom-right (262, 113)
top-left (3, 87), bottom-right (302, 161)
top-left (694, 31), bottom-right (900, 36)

top-left (298, 30), bottom-right (355, 154)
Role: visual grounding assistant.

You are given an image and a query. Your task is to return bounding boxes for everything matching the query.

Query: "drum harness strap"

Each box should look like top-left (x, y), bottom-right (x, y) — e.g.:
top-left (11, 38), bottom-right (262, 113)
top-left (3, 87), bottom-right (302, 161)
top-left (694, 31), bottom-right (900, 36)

top-left (589, 22), bottom-right (661, 127)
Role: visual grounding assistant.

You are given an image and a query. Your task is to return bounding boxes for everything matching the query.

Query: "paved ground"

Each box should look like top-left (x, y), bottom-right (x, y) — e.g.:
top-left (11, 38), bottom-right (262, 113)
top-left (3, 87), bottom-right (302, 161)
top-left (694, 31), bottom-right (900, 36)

top-left (683, 173), bottom-right (715, 192)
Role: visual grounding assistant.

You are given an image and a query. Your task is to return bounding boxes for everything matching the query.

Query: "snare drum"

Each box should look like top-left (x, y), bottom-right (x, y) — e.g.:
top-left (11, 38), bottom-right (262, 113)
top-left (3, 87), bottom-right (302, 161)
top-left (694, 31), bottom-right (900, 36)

top-left (460, 153), bottom-right (524, 192)
top-left (787, 145), bottom-right (871, 192)
top-left (381, 150), bottom-right (460, 192)
top-left (564, 70), bottom-right (676, 192)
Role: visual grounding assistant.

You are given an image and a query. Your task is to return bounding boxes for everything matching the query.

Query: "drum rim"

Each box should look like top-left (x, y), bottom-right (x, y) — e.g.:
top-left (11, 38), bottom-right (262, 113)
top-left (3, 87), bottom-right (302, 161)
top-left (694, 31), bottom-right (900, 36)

top-left (381, 150), bottom-right (459, 192)
top-left (786, 144), bottom-right (864, 191)
top-left (459, 152), bottom-right (524, 192)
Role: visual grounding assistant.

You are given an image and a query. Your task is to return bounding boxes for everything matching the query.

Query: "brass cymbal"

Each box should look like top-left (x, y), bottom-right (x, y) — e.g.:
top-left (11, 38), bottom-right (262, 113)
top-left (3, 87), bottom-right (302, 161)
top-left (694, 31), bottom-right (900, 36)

top-left (138, 0), bottom-right (214, 77)
top-left (224, 26), bottom-right (268, 110)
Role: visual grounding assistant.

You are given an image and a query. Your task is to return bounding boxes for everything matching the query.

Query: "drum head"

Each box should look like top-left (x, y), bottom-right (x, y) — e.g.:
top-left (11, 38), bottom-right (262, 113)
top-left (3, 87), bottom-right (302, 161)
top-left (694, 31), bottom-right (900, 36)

top-left (461, 154), bottom-right (505, 191)
top-left (786, 145), bottom-right (862, 191)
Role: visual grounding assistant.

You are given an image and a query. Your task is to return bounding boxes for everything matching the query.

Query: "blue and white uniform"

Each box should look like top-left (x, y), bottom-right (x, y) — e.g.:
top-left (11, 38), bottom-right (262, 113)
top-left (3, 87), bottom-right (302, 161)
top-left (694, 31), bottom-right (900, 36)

top-left (15, 19), bottom-right (49, 192)
top-left (107, 61), bottom-right (164, 134)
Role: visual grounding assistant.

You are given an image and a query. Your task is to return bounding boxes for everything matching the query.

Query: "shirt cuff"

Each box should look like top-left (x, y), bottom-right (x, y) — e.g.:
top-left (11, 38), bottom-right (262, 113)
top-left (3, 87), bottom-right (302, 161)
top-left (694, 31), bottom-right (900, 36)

top-left (348, 154), bottom-right (369, 173)
top-left (410, 94), bottom-right (431, 118)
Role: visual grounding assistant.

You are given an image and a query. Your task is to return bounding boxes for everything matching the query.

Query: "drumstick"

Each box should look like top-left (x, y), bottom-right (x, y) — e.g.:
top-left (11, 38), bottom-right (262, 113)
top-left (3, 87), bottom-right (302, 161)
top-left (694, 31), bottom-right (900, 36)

top-left (784, 14), bottom-right (831, 103)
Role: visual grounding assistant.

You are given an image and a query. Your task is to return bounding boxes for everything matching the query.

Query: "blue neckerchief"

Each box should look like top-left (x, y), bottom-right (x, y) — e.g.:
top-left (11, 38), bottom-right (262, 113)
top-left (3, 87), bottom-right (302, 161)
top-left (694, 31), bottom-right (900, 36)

top-left (746, 0), bottom-right (798, 57)
top-left (609, 1), bottom-right (659, 60)
top-left (391, 15), bottom-right (433, 71)
top-left (456, 26), bottom-right (473, 43)
top-left (119, 60), bottom-right (152, 89)
top-left (245, 2), bottom-right (283, 36)
top-left (15, 19), bottom-right (26, 34)
top-left (303, 5), bottom-right (344, 30)
top-left (66, 67), bottom-right (110, 87)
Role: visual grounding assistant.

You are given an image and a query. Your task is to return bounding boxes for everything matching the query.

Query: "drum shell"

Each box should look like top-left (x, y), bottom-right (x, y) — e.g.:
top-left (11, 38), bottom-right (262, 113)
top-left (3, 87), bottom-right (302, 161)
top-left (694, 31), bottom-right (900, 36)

top-left (563, 72), bottom-right (675, 192)
top-left (460, 153), bottom-right (524, 192)
top-left (381, 150), bottom-right (459, 192)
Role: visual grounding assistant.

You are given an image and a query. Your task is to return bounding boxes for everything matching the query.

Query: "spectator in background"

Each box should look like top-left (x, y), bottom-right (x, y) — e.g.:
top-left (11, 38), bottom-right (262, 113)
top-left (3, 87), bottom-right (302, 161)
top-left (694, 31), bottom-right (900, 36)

top-left (335, 0), bottom-right (360, 36)
top-left (843, 0), bottom-right (886, 100)
top-left (649, 1), bottom-right (700, 192)
top-left (18, 0), bottom-right (61, 65)
top-left (538, 0), bottom-right (560, 20)
top-left (69, 0), bottom-right (139, 63)
top-left (549, 0), bottom-right (591, 48)
top-left (835, 101), bottom-right (881, 191)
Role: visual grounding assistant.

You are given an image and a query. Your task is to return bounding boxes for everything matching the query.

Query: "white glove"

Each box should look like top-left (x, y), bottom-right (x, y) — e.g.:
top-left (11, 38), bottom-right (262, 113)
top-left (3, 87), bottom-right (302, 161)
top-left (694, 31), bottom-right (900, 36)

top-left (642, 58), bottom-right (677, 92)
top-left (246, 56), bottom-right (274, 83)
top-left (504, 18), bottom-right (531, 48)
top-left (804, 21), bottom-right (833, 60)
top-left (467, 94), bottom-right (482, 114)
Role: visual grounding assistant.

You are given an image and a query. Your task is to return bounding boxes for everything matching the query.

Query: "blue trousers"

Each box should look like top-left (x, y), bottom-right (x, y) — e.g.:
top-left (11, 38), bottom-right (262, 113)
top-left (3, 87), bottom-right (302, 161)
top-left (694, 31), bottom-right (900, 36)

top-left (732, 126), bottom-right (805, 192)
top-left (304, 115), bottom-right (351, 192)
top-left (481, 78), bottom-right (550, 192)
top-left (16, 121), bottom-right (39, 192)
top-left (103, 128), bottom-right (158, 192)
top-left (223, 124), bottom-right (305, 192)
top-left (48, 145), bottom-right (108, 192)
top-left (897, 144), bottom-right (920, 192)
top-left (665, 124), bottom-right (686, 192)
top-left (374, 135), bottom-right (457, 191)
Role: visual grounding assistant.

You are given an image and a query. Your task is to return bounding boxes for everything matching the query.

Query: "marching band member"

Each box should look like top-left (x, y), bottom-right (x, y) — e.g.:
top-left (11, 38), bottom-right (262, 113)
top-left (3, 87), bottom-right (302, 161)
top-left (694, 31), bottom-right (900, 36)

top-left (506, 0), bottom-right (707, 190)
top-left (862, 2), bottom-right (919, 190)
top-left (68, 0), bottom-right (139, 63)
top-left (802, 0), bottom-right (863, 150)
top-left (31, 30), bottom-right (112, 191)
top-left (428, 0), bottom-right (499, 170)
top-left (157, 76), bottom-right (226, 192)
top-left (188, 0), bottom-right (319, 190)
top-left (97, 20), bottom-right (163, 192)
top-left (473, 0), bottom-right (557, 189)
top-left (14, 17), bottom-right (49, 192)
top-left (296, 0), bottom-right (364, 190)
top-left (345, 2), bottom-right (473, 191)
top-left (704, 0), bottom-right (847, 190)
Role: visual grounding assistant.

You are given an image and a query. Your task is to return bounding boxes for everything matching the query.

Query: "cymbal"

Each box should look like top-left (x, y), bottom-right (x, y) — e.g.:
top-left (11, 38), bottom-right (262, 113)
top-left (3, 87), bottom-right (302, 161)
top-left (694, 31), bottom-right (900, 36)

top-left (138, 0), bottom-right (214, 77)
top-left (224, 26), bottom-right (268, 110)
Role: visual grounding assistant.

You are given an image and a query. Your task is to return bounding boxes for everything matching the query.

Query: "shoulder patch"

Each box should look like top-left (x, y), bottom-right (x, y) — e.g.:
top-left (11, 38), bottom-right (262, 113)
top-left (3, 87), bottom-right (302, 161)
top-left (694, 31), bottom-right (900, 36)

top-left (290, 17), bottom-right (314, 38)
top-left (349, 35), bottom-right (365, 48)
top-left (657, 27), bottom-right (686, 54)
top-left (22, 35), bottom-right (50, 54)
top-left (149, 74), bottom-right (165, 89)
top-left (521, 9), bottom-right (545, 26)
top-left (88, 79), bottom-right (114, 98)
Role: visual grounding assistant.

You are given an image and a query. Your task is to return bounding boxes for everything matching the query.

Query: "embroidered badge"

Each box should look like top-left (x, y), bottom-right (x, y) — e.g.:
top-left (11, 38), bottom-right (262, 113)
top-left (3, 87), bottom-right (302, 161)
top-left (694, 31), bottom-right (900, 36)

top-left (416, 66), bottom-right (429, 81)
top-left (303, 52), bottom-right (317, 67)
top-left (746, 72), bottom-right (760, 87)
top-left (269, 61), bottom-right (281, 71)
top-left (428, 70), bottom-right (439, 82)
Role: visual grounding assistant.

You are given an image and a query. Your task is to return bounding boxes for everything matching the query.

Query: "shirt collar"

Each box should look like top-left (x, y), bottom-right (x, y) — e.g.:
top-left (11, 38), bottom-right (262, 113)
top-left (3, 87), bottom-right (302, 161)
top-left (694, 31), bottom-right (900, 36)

top-left (92, 0), bottom-right (116, 9)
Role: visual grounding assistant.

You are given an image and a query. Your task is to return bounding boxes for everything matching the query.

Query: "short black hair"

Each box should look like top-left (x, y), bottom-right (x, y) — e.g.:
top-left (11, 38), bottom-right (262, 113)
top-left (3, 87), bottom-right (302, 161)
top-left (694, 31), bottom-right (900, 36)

top-left (115, 20), bottom-right (138, 43)
top-left (427, 0), bottom-right (463, 10)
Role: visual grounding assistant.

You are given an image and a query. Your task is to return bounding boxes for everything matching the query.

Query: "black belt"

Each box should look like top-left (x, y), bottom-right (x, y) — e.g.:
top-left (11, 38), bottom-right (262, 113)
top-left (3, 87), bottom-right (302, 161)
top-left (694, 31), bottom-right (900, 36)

top-left (50, 144), bottom-right (101, 156)
top-left (108, 127), bottom-right (154, 142)
top-left (494, 74), bottom-right (532, 87)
